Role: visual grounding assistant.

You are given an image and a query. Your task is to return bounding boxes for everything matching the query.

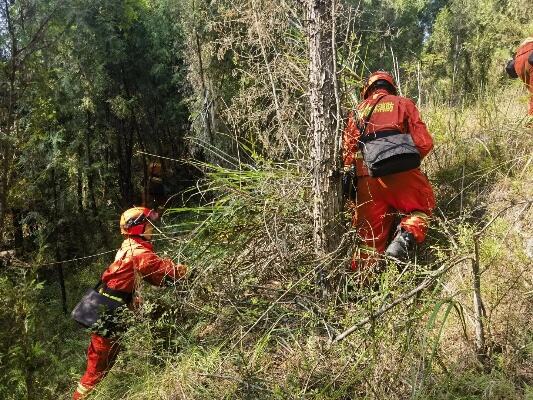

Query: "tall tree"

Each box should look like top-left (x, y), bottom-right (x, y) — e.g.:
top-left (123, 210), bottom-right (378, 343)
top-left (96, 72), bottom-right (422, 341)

top-left (0, 0), bottom-right (69, 247)
top-left (307, 0), bottom-right (343, 256)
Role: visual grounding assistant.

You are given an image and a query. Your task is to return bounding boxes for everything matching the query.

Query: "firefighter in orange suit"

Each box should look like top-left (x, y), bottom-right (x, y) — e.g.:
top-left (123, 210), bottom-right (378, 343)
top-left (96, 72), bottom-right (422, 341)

top-left (73, 207), bottom-right (187, 399)
top-left (343, 71), bottom-right (435, 270)
top-left (142, 161), bottom-right (167, 209)
top-left (506, 37), bottom-right (533, 117)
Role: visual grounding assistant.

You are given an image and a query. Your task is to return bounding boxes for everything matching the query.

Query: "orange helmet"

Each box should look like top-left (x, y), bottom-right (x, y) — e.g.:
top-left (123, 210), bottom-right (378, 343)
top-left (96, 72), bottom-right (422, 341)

top-left (361, 70), bottom-right (397, 99)
top-left (119, 207), bottom-right (159, 236)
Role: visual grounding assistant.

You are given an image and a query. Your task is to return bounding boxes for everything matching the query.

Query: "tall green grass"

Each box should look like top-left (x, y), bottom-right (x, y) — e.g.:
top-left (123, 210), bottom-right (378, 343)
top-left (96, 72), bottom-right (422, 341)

top-left (88, 86), bottom-right (532, 399)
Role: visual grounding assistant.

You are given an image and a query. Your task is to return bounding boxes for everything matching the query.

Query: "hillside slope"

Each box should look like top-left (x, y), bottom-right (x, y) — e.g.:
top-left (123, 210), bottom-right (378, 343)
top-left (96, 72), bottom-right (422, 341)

top-left (86, 84), bottom-right (532, 400)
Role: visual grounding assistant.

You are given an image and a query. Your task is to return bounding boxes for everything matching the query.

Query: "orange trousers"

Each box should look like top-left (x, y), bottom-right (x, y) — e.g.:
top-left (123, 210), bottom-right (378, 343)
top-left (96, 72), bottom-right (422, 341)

top-left (515, 48), bottom-right (533, 116)
top-left (523, 70), bottom-right (533, 116)
top-left (527, 74), bottom-right (533, 117)
top-left (73, 334), bottom-right (119, 399)
top-left (351, 169), bottom-right (435, 270)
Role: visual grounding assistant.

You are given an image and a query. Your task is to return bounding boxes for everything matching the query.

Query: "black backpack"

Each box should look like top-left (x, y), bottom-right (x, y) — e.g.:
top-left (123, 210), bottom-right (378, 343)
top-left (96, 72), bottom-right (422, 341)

top-left (357, 95), bottom-right (421, 177)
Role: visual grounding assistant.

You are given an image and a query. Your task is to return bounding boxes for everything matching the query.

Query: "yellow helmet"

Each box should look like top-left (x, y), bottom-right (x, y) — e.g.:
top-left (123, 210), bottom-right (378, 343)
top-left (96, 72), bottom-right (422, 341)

top-left (119, 207), bottom-right (159, 236)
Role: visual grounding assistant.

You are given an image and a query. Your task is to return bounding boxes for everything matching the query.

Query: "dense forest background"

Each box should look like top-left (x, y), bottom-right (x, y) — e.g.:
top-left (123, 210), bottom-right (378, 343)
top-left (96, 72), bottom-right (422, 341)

top-left (1, 0), bottom-right (532, 399)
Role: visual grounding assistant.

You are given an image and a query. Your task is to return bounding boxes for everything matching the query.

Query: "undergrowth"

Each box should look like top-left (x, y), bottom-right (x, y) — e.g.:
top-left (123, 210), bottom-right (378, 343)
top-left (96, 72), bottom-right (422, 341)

top-left (84, 87), bottom-right (531, 400)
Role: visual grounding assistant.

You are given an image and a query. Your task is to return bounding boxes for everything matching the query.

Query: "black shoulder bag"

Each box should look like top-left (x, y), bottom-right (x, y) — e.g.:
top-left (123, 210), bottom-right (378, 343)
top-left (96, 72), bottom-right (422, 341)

top-left (71, 281), bottom-right (128, 329)
top-left (357, 95), bottom-right (421, 177)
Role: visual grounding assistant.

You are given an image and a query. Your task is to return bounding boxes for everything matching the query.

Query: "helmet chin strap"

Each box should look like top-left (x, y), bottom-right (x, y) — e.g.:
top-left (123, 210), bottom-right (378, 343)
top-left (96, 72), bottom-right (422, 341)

top-left (125, 223), bottom-right (151, 240)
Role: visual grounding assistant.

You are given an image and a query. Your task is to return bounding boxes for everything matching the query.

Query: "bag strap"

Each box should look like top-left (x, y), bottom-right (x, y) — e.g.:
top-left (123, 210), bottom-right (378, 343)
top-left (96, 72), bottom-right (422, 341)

top-left (93, 247), bottom-right (124, 291)
top-left (357, 94), bottom-right (387, 138)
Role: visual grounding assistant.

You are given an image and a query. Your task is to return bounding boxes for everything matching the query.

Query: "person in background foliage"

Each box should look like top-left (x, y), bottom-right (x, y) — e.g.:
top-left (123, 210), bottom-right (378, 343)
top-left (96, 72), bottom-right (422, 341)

top-left (142, 161), bottom-right (167, 210)
top-left (506, 36), bottom-right (533, 122)
top-left (342, 70), bottom-right (435, 272)
top-left (73, 207), bottom-right (187, 399)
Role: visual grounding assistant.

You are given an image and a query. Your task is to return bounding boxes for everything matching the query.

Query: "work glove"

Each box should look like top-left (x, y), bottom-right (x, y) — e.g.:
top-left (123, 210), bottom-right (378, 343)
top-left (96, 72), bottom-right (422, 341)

top-left (175, 263), bottom-right (188, 278)
top-left (342, 165), bottom-right (357, 201)
top-left (162, 263), bottom-right (188, 287)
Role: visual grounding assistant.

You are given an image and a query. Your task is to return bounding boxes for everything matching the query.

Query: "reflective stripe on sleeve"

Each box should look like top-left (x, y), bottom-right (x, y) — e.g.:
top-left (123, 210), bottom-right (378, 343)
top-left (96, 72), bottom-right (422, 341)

top-left (76, 383), bottom-right (91, 395)
top-left (98, 289), bottom-right (124, 303)
top-left (358, 244), bottom-right (378, 255)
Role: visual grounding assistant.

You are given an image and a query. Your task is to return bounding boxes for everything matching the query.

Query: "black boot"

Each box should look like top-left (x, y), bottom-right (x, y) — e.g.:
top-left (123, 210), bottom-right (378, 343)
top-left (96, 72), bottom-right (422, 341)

top-left (385, 229), bottom-right (415, 260)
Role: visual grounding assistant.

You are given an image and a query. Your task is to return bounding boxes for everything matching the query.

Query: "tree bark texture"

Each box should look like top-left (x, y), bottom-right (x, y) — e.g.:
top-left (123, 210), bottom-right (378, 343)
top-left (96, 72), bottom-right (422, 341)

top-left (307, 0), bottom-right (343, 256)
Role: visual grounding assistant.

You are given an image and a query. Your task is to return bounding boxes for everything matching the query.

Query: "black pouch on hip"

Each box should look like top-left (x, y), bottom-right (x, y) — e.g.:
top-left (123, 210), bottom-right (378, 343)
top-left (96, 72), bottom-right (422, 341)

top-left (357, 95), bottom-right (421, 177)
top-left (359, 130), bottom-right (421, 177)
top-left (506, 58), bottom-right (518, 78)
top-left (71, 282), bottom-right (126, 328)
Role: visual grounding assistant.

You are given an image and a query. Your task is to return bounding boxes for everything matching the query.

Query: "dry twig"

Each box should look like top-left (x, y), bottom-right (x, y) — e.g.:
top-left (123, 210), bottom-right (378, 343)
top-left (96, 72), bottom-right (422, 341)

top-left (331, 255), bottom-right (473, 344)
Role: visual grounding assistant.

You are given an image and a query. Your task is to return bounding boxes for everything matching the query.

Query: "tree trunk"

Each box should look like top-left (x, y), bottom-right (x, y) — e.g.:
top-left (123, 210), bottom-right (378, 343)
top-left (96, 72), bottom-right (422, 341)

top-left (472, 235), bottom-right (487, 366)
top-left (77, 146), bottom-right (84, 213)
top-left (307, 0), bottom-right (343, 257)
top-left (85, 111), bottom-right (97, 214)
top-left (12, 208), bottom-right (24, 254)
top-left (195, 29), bottom-right (213, 145)
top-left (0, 0), bottom-right (18, 232)
top-left (52, 168), bottom-right (68, 315)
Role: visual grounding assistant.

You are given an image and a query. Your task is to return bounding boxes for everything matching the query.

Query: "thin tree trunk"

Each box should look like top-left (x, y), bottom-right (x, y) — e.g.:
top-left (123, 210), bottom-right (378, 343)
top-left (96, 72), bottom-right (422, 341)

top-left (116, 119), bottom-right (134, 207)
top-left (0, 0), bottom-right (17, 231)
top-left (12, 208), bottom-right (24, 254)
top-left (52, 168), bottom-right (68, 315)
top-left (307, 0), bottom-right (343, 257)
top-left (132, 116), bottom-right (148, 206)
top-left (77, 146), bottom-right (84, 213)
top-left (85, 111), bottom-right (97, 214)
top-left (195, 29), bottom-right (213, 145)
top-left (124, 123), bottom-right (134, 205)
top-left (0, 145), bottom-right (11, 230)
top-left (472, 235), bottom-right (487, 365)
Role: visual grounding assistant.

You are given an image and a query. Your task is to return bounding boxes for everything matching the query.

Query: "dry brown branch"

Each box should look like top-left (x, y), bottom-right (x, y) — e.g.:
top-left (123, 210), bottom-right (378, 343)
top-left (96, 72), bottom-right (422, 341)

top-left (467, 200), bottom-right (531, 365)
top-left (331, 256), bottom-right (474, 344)
top-left (0, 250), bottom-right (15, 259)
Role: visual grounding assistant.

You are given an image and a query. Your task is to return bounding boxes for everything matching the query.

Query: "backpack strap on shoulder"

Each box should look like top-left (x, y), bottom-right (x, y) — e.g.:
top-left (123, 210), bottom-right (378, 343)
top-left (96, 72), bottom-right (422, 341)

top-left (358, 94), bottom-right (387, 138)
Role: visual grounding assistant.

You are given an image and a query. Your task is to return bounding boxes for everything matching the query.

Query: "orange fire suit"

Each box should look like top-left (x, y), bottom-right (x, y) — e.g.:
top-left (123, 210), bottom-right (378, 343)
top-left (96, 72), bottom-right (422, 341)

top-left (343, 88), bottom-right (435, 269)
top-left (73, 237), bottom-right (186, 399)
top-left (514, 37), bottom-right (533, 116)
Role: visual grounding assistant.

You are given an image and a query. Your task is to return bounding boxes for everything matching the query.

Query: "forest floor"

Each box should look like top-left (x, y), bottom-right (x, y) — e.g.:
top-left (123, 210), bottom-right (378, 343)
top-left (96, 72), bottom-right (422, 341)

top-left (58, 84), bottom-right (533, 400)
